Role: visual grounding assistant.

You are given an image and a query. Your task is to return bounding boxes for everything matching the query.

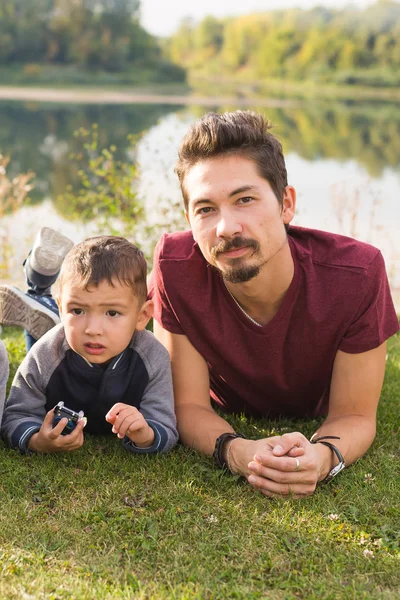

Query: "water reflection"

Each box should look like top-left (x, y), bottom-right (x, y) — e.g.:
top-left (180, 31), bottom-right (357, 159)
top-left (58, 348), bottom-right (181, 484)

top-left (0, 101), bottom-right (182, 203)
top-left (0, 99), bottom-right (398, 305)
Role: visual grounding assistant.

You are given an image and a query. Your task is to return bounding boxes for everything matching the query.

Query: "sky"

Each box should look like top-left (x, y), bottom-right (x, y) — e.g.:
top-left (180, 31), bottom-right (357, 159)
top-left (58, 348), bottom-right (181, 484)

top-left (140, 0), bottom-right (378, 37)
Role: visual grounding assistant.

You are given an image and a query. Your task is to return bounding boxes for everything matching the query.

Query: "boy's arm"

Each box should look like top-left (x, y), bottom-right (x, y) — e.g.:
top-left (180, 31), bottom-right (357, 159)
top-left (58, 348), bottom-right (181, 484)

top-left (122, 334), bottom-right (178, 454)
top-left (1, 350), bottom-right (48, 452)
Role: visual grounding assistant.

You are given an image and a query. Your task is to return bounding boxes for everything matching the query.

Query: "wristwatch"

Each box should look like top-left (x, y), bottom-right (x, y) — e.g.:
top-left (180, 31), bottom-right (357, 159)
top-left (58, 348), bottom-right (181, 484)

top-left (213, 432), bottom-right (245, 469)
top-left (311, 436), bottom-right (345, 483)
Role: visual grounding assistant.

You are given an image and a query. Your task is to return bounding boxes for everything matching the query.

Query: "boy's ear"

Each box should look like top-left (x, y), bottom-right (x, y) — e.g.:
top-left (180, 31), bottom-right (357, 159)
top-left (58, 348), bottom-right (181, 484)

top-left (136, 299), bottom-right (154, 331)
top-left (56, 296), bottom-right (62, 319)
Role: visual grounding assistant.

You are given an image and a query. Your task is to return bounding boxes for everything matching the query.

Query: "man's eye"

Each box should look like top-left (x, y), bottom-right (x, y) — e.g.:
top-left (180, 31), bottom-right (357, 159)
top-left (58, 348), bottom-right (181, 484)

top-left (197, 206), bottom-right (213, 215)
top-left (71, 308), bottom-right (84, 315)
top-left (238, 196), bottom-right (253, 204)
top-left (107, 310), bottom-right (120, 318)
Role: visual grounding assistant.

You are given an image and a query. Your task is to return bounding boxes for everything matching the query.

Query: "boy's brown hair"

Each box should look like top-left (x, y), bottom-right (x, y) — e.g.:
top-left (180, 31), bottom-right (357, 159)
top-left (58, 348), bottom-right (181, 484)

top-left (175, 110), bottom-right (288, 210)
top-left (59, 236), bottom-right (147, 304)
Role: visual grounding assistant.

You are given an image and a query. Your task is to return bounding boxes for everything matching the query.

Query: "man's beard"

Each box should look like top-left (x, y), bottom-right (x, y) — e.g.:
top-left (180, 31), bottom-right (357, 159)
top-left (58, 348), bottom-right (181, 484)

top-left (222, 263), bottom-right (261, 283)
top-left (210, 237), bottom-right (262, 283)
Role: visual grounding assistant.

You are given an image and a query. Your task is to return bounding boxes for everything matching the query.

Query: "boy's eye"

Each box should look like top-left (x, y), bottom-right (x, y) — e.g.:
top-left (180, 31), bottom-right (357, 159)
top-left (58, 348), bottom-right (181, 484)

top-left (71, 308), bottom-right (84, 316)
top-left (107, 310), bottom-right (120, 318)
top-left (238, 196), bottom-right (253, 204)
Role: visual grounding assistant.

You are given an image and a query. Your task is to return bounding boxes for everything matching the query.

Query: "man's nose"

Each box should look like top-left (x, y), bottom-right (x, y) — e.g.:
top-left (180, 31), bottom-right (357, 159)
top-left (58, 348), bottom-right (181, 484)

top-left (215, 210), bottom-right (242, 238)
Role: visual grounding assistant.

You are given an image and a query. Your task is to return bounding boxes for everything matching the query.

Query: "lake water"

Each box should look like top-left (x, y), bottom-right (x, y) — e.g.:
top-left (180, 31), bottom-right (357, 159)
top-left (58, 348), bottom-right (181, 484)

top-left (0, 97), bottom-right (399, 306)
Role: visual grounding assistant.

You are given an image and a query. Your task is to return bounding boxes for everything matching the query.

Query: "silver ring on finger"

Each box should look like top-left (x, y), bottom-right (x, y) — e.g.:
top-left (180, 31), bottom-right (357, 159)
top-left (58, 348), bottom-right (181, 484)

top-left (294, 458), bottom-right (300, 471)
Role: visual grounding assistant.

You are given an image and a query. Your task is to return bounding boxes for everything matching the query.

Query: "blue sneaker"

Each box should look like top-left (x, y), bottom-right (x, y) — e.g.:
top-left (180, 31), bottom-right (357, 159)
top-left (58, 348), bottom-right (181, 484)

top-left (24, 227), bottom-right (74, 291)
top-left (0, 285), bottom-right (60, 339)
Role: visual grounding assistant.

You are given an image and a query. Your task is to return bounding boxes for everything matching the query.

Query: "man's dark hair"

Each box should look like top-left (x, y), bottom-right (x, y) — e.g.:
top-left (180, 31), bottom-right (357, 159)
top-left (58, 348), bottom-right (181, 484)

top-left (60, 236), bottom-right (147, 304)
top-left (175, 110), bottom-right (288, 210)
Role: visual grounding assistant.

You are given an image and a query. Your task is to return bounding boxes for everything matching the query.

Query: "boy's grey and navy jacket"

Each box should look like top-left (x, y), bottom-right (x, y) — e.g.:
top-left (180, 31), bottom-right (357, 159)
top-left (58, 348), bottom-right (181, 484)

top-left (1, 324), bottom-right (178, 454)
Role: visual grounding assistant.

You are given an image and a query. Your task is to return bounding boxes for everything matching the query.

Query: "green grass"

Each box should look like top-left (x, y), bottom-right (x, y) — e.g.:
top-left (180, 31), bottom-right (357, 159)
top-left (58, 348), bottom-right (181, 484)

top-left (1, 328), bottom-right (399, 599)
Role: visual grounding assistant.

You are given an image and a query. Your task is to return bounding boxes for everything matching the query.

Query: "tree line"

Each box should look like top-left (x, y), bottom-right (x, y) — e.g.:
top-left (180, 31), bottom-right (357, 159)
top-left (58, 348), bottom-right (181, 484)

top-left (0, 0), bottom-right (184, 81)
top-left (164, 1), bottom-right (400, 88)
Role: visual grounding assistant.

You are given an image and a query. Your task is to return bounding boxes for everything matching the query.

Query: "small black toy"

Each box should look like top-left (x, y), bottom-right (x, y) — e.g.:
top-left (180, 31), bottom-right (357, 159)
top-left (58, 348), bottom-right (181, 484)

top-left (53, 401), bottom-right (84, 435)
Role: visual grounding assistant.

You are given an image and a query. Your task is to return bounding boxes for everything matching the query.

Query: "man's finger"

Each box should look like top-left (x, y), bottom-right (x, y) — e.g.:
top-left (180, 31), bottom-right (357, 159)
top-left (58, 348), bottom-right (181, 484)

top-left (248, 473), bottom-right (293, 495)
top-left (248, 473), bottom-right (314, 497)
top-left (287, 447), bottom-right (305, 458)
top-left (271, 432), bottom-right (308, 456)
top-left (248, 460), bottom-right (306, 483)
top-left (252, 454), bottom-right (306, 473)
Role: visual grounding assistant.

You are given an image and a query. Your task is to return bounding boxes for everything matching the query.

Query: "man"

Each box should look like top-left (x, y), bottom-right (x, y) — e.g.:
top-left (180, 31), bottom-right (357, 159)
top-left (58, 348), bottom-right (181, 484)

top-left (149, 110), bottom-right (399, 498)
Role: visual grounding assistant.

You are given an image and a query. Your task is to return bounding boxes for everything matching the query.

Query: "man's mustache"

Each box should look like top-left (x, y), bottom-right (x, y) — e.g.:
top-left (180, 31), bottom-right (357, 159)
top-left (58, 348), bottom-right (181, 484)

top-left (211, 237), bottom-right (260, 260)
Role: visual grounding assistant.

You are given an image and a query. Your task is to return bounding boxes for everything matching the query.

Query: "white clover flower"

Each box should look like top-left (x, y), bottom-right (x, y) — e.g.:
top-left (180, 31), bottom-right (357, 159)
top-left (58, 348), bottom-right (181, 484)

top-left (206, 515), bottom-right (218, 523)
top-left (363, 549), bottom-right (374, 558)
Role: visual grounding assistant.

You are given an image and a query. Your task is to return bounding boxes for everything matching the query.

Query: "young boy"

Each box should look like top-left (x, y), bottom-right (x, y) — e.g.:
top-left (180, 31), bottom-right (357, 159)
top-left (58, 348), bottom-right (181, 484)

top-left (1, 235), bottom-right (178, 454)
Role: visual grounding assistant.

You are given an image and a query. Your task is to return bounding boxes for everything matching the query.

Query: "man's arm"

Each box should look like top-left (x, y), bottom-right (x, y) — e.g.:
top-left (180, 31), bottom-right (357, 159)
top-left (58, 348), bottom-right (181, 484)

top-left (155, 320), bottom-right (387, 497)
top-left (243, 342), bottom-right (387, 497)
top-left (154, 322), bottom-right (305, 474)
top-left (153, 321), bottom-right (236, 453)
top-left (309, 342), bottom-right (386, 469)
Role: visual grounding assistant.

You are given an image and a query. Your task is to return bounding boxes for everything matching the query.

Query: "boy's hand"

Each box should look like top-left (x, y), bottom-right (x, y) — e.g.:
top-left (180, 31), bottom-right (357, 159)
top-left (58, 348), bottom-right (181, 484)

top-left (106, 403), bottom-right (155, 448)
top-left (28, 408), bottom-right (85, 453)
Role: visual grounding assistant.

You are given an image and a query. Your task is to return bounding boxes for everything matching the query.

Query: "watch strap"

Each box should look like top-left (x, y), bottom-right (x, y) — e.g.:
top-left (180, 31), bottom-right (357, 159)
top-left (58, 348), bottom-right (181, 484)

top-left (311, 438), bottom-right (345, 483)
top-left (213, 432), bottom-right (245, 469)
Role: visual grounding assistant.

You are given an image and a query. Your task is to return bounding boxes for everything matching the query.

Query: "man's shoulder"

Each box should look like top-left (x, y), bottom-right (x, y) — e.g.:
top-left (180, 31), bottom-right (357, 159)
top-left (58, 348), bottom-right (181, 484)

top-left (289, 226), bottom-right (381, 273)
top-left (155, 230), bottom-right (202, 262)
top-left (129, 329), bottom-right (170, 375)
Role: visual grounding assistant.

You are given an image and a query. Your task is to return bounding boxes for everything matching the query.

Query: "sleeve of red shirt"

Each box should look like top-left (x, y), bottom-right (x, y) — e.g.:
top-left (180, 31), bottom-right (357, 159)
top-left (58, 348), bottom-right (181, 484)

top-left (148, 235), bottom-right (184, 335)
top-left (339, 251), bottom-right (399, 354)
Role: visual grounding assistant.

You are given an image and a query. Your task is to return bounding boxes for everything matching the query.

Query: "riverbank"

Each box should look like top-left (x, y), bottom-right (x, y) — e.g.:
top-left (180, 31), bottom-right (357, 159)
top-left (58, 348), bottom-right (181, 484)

top-left (189, 74), bottom-right (400, 104)
top-left (0, 85), bottom-right (299, 107)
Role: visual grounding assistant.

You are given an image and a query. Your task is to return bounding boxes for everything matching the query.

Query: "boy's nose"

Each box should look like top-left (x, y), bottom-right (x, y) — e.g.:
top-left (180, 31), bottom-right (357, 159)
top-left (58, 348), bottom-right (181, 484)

top-left (85, 316), bottom-right (103, 335)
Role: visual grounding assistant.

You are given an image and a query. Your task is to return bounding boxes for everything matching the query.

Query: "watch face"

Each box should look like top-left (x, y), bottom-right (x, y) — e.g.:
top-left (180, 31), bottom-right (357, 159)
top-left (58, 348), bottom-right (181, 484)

top-left (325, 461), bottom-right (345, 482)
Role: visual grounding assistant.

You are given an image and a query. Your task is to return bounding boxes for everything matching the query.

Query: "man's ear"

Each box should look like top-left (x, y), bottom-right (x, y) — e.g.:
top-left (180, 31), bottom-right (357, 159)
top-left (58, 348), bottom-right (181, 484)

top-left (185, 209), bottom-right (190, 225)
top-left (136, 299), bottom-right (154, 331)
top-left (282, 185), bottom-right (296, 225)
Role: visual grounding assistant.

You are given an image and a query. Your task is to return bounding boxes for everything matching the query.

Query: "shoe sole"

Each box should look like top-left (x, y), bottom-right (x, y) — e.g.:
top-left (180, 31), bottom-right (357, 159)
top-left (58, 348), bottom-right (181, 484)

top-left (30, 227), bottom-right (74, 277)
top-left (0, 287), bottom-right (60, 339)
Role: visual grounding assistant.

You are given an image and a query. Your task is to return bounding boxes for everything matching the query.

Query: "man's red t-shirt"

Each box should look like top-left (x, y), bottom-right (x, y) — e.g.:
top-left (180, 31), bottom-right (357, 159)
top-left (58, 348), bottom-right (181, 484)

top-left (148, 226), bottom-right (399, 419)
